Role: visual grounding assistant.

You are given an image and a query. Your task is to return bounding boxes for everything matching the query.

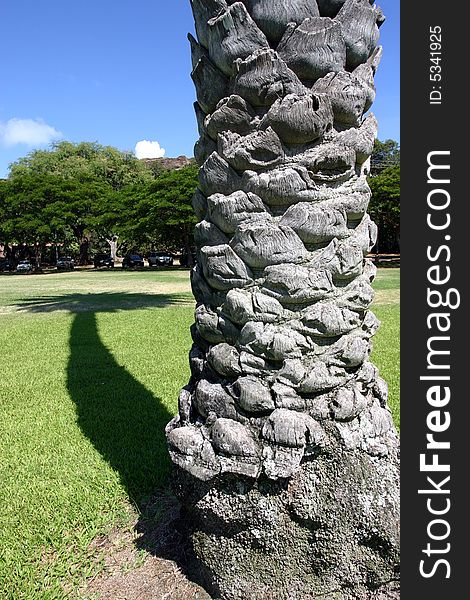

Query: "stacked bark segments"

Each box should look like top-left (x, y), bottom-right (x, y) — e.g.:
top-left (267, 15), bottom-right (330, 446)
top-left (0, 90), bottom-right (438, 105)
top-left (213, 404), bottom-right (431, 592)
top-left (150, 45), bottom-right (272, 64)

top-left (166, 1), bottom-right (399, 598)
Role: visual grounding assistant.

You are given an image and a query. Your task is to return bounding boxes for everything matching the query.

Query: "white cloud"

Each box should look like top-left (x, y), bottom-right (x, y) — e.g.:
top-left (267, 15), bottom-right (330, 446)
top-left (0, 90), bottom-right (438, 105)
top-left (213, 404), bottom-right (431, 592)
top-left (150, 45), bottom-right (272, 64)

top-left (0, 118), bottom-right (62, 147)
top-left (134, 139), bottom-right (166, 159)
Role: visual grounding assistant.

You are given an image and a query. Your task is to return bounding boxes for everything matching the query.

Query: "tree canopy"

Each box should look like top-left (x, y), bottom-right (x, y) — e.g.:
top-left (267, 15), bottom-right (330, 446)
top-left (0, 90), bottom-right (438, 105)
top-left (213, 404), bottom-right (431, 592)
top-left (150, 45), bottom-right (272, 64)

top-left (0, 142), bottom-right (197, 264)
top-left (368, 164), bottom-right (400, 253)
top-left (370, 139), bottom-right (400, 175)
top-left (1, 138), bottom-right (401, 264)
top-left (98, 164), bottom-right (199, 255)
top-left (9, 141), bottom-right (152, 189)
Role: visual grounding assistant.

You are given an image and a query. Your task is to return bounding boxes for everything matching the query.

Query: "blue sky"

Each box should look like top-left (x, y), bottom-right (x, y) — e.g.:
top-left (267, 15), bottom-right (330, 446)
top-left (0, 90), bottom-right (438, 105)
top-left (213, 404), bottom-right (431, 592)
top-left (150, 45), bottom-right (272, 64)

top-left (0, 0), bottom-right (399, 178)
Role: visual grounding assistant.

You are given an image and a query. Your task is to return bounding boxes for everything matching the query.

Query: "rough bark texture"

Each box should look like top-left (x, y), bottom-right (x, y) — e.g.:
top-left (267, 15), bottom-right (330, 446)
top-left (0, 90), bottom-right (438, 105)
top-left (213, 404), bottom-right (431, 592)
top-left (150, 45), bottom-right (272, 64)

top-left (166, 1), bottom-right (399, 598)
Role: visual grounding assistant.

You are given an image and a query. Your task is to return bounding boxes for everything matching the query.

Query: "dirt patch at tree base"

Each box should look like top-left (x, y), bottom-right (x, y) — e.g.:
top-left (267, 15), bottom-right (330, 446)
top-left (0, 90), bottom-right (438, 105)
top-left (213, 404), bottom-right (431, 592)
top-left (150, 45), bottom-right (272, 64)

top-left (77, 492), bottom-right (399, 600)
top-left (77, 493), bottom-right (211, 600)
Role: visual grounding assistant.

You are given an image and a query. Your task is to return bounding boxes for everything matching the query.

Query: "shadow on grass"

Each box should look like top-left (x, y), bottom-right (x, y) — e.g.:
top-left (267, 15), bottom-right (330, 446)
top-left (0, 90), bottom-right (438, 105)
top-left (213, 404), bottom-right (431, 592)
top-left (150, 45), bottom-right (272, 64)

top-left (68, 311), bottom-right (174, 506)
top-left (17, 292), bottom-right (189, 507)
top-left (17, 291), bottom-right (207, 593)
top-left (15, 291), bottom-right (192, 314)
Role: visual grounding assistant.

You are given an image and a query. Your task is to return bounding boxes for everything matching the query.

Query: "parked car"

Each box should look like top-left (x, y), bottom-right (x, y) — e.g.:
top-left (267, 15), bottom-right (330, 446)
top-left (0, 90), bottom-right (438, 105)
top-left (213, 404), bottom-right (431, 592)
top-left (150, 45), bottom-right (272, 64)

top-left (179, 248), bottom-right (197, 267)
top-left (122, 253), bottom-right (144, 268)
top-left (56, 257), bottom-right (75, 270)
top-left (16, 260), bottom-right (33, 273)
top-left (94, 254), bottom-right (114, 268)
top-left (147, 251), bottom-right (174, 267)
top-left (0, 258), bottom-right (13, 272)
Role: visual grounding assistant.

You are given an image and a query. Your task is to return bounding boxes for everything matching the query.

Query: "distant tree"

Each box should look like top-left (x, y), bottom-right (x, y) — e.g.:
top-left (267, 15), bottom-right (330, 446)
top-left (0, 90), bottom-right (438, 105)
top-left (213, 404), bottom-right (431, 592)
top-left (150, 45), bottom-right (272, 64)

top-left (0, 179), bottom-right (7, 242)
top-left (9, 141), bottom-right (152, 189)
top-left (43, 176), bottom-right (111, 264)
top-left (368, 165), bottom-right (400, 253)
top-left (370, 139), bottom-right (400, 175)
top-left (2, 142), bottom-right (200, 265)
top-left (4, 142), bottom-right (153, 264)
top-left (102, 165), bottom-right (199, 258)
top-left (146, 165), bottom-right (199, 259)
top-left (0, 174), bottom-right (53, 264)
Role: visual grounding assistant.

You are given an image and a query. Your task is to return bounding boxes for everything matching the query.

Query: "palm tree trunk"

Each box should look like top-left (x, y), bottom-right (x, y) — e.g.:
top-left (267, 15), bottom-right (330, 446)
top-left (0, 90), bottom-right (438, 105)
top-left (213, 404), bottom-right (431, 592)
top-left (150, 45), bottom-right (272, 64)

top-left (167, 2), bottom-right (399, 598)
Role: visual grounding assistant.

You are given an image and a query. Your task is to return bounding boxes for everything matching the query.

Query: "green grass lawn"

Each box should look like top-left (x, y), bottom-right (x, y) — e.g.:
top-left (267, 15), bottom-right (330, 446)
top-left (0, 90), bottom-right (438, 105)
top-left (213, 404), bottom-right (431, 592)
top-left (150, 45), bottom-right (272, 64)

top-left (0, 268), bottom-right (399, 598)
top-left (370, 268), bottom-right (400, 428)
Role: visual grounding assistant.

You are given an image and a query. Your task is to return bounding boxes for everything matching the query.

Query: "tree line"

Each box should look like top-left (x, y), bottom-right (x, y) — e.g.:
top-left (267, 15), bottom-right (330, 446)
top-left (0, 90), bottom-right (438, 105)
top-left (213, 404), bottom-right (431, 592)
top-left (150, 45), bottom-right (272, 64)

top-left (368, 139), bottom-right (400, 254)
top-left (0, 142), bottom-right (198, 266)
top-left (0, 139), bottom-right (399, 267)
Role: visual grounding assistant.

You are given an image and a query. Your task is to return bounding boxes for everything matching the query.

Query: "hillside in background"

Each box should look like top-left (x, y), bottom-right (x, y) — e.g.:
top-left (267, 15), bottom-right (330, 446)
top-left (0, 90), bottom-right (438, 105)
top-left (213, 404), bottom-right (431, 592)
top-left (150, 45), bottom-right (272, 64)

top-left (140, 155), bottom-right (194, 172)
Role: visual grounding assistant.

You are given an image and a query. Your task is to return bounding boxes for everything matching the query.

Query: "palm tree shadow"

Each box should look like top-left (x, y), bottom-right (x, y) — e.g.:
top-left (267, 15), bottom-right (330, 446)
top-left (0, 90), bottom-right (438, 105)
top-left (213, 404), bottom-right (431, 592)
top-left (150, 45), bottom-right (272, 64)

top-left (17, 292), bottom-right (190, 507)
top-left (68, 311), bottom-right (173, 506)
top-left (17, 292), bottom-right (214, 594)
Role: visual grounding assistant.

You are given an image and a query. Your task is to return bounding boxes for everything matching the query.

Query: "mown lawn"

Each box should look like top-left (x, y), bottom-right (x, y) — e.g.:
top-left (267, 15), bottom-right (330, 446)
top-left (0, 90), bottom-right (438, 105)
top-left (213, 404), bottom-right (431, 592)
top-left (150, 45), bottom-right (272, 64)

top-left (370, 268), bottom-right (400, 428)
top-left (0, 268), bottom-right (399, 598)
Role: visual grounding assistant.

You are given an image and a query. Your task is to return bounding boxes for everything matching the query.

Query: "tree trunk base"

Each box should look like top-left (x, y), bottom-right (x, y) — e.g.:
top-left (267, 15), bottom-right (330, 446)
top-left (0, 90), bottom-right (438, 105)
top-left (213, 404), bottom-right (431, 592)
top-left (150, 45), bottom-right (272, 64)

top-left (172, 443), bottom-right (399, 600)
